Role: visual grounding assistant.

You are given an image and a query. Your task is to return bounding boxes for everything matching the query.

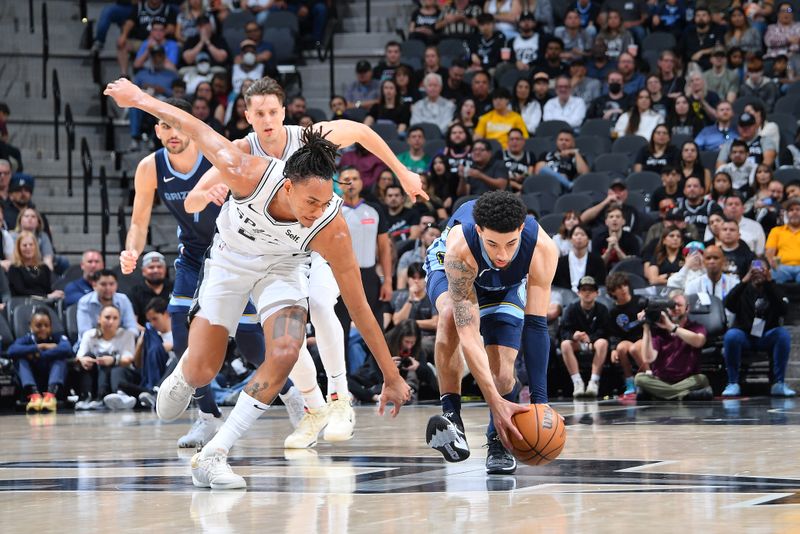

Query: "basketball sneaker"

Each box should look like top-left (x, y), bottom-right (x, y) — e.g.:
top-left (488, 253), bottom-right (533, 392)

top-left (426, 411), bottom-right (470, 462)
top-left (485, 433), bottom-right (517, 475)
top-left (191, 451), bottom-right (246, 490)
top-left (40, 392), bottom-right (57, 412)
top-left (722, 383), bottom-right (741, 397)
top-left (178, 412), bottom-right (219, 448)
top-left (584, 380), bottom-right (599, 398)
top-left (323, 393), bottom-right (355, 442)
top-left (284, 405), bottom-right (330, 449)
top-left (104, 392), bottom-right (136, 410)
top-left (279, 385), bottom-right (306, 429)
top-left (572, 381), bottom-right (585, 399)
top-left (26, 393), bottom-right (42, 412)
top-left (156, 357), bottom-right (195, 421)
top-left (771, 382), bottom-right (797, 397)
top-left (138, 392), bottom-right (155, 409)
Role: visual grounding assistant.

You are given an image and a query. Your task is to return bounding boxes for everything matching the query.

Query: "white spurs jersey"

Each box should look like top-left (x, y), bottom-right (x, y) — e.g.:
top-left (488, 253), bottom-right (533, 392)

top-left (216, 156), bottom-right (343, 256)
top-left (245, 125), bottom-right (305, 160)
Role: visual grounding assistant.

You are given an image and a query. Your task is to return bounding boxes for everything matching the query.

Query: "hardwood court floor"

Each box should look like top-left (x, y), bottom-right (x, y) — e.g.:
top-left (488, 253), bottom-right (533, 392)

top-left (2, 399), bottom-right (800, 533)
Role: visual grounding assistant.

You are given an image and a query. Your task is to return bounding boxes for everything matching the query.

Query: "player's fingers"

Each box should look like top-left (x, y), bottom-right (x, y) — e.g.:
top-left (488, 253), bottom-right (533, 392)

top-left (377, 396), bottom-right (386, 416)
top-left (506, 419), bottom-right (524, 442)
top-left (418, 190), bottom-right (430, 201)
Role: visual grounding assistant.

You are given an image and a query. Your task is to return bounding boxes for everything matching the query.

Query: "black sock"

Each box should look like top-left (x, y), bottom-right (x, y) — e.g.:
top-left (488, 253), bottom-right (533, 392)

top-left (48, 384), bottom-right (61, 397)
top-left (441, 393), bottom-right (461, 415)
top-left (24, 385), bottom-right (39, 396)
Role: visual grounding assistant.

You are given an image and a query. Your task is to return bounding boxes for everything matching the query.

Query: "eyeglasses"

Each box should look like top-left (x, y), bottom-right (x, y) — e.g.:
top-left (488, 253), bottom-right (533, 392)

top-left (781, 7), bottom-right (793, 13)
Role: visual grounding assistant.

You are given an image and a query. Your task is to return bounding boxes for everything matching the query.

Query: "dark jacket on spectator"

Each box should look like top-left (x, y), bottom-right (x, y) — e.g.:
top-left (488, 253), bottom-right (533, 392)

top-left (559, 300), bottom-right (609, 343)
top-left (64, 278), bottom-right (92, 308)
top-left (725, 280), bottom-right (788, 333)
top-left (553, 253), bottom-right (607, 290)
top-left (8, 332), bottom-right (72, 361)
top-left (8, 264), bottom-right (53, 298)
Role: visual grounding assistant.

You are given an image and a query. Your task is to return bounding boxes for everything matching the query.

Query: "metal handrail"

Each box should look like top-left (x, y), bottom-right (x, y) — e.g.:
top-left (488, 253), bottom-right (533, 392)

top-left (117, 204), bottom-right (127, 252)
top-left (41, 3), bottom-right (48, 98)
top-left (366, 0), bottom-right (371, 33)
top-left (52, 68), bottom-right (60, 160)
top-left (80, 137), bottom-right (92, 234)
top-left (317, 17), bottom-right (338, 99)
top-left (64, 104), bottom-right (74, 196)
top-left (99, 166), bottom-right (110, 262)
top-left (29, 0), bottom-right (34, 34)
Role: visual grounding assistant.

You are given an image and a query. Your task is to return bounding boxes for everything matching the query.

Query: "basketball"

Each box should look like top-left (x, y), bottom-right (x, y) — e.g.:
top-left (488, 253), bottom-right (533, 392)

top-left (509, 404), bottom-right (566, 466)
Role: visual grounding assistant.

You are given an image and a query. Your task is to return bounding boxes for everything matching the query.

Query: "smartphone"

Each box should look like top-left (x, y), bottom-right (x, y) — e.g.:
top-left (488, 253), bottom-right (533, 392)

top-left (751, 260), bottom-right (765, 271)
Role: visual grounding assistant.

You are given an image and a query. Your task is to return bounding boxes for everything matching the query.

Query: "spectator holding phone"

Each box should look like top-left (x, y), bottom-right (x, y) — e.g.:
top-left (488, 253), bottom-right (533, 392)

top-left (722, 260), bottom-right (796, 397)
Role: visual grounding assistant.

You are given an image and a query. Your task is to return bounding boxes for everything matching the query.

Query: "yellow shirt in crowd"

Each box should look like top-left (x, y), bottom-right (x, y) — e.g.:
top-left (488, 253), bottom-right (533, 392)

top-left (766, 224), bottom-right (800, 265)
top-left (474, 110), bottom-right (529, 149)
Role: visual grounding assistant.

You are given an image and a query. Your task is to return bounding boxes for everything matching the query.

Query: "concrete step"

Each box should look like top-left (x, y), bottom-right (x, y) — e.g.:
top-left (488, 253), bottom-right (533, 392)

top-left (342, 0), bottom-right (416, 19)
top-left (333, 32), bottom-right (398, 56)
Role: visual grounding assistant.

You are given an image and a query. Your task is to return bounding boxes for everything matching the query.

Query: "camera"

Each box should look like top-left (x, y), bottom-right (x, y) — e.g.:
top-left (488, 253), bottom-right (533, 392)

top-left (400, 357), bottom-right (413, 369)
top-left (643, 297), bottom-right (676, 324)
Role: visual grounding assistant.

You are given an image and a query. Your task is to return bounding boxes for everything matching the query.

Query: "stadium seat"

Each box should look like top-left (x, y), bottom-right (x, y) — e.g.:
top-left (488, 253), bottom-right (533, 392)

top-left (451, 195), bottom-right (479, 213)
top-left (538, 212), bottom-right (564, 235)
top-left (593, 153), bottom-right (630, 174)
top-left (670, 133), bottom-right (693, 149)
top-left (306, 107), bottom-right (327, 122)
top-left (438, 38), bottom-right (469, 61)
top-left (400, 39), bottom-right (426, 61)
top-left (580, 118), bottom-right (613, 138)
top-left (372, 122), bottom-right (400, 141)
top-left (524, 137), bottom-right (555, 157)
top-left (609, 257), bottom-right (645, 279)
top-left (553, 193), bottom-right (594, 213)
top-left (572, 172), bottom-right (611, 195)
top-left (612, 135), bottom-right (648, 155)
top-left (12, 302), bottom-right (64, 339)
top-left (626, 171), bottom-right (662, 191)
top-left (536, 120), bottom-right (572, 138)
top-left (641, 32), bottom-right (676, 54)
top-left (343, 108), bottom-right (369, 122)
top-left (423, 139), bottom-right (445, 158)
top-left (575, 135), bottom-right (612, 157)
top-left (389, 139), bottom-right (409, 154)
top-left (263, 11), bottom-right (299, 35)
top-left (775, 167), bottom-right (800, 185)
top-left (520, 193), bottom-right (541, 214)
top-left (522, 174), bottom-right (562, 196)
top-left (64, 304), bottom-right (80, 344)
top-left (415, 122), bottom-right (444, 140)
top-left (733, 96), bottom-right (766, 116)
top-left (701, 150), bottom-right (720, 171)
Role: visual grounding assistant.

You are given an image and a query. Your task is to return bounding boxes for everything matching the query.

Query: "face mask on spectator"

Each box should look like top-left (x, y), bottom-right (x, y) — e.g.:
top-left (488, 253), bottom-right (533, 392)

top-left (197, 61), bottom-right (210, 74)
top-left (608, 82), bottom-right (622, 94)
top-left (243, 52), bottom-right (257, 66)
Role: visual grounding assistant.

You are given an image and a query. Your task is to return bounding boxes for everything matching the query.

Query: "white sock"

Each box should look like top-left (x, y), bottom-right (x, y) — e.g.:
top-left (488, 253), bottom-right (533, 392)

top-left (590, 374), bottom-right (600, 384)
top-left (571, 373), bottom-right (583, 384)
top-left (310, 301), bottom-right (348, 397)
top-left (289, 341), bottom-right (326, 409)
top-left (201, 391), bottom-right (267, 457)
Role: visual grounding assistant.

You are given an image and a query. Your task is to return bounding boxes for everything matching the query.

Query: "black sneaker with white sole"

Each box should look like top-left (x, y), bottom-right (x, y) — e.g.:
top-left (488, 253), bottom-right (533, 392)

top-left (426, 411), bottom-right (470, 462)
top-left (485, 433), bottom-right (517, 474)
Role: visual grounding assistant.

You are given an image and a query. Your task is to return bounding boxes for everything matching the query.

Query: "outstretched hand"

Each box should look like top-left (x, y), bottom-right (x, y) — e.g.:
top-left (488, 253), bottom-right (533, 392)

top-left (104, 78), bottom-right (144, 109)
top-left (378, 375), bottom-right (411, 417)
top-left (397, 170), bottom-right (430, 202)
top-left (491, 399), bottom-right (528, 450)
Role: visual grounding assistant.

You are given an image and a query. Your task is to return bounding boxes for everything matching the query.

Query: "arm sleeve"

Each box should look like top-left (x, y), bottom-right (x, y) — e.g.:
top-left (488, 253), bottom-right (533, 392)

top-left (41, 336), bottom-right (74, 360)
top-left (8, 335), bottom-right (35, 358)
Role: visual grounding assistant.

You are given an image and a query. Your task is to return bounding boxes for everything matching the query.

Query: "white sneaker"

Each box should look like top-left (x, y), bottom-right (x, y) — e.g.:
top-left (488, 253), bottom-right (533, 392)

top-left (74, 398), bottom-right (93, 410)
top-left (156, 357), bottom-right (196, 422)
top-left (572, 381), bottom-right (586, 399)
top-left (584, 380), bottom-right (599, 398)
top-left (279, 385), bottom-right (306, 429)
top-left (88, 400), bottom-right (106, 410)
top-left (104, 392), bottom-right (136, 410)
top-left (323, 394), bottom-right (355, 442)
top-left (284, 405), bottom-right (330, 449)
top-left (178, 413), bottom-right (219, 448)
top-left (191, 451), bottom-right (246, 490)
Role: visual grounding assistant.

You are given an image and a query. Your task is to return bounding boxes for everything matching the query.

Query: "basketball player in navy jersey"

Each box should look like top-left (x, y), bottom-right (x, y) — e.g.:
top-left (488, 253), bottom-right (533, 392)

top-left (105, 78), bottom-right (410, 490)
top-left (185, 77), bottom-right (428, 449)
top-left (423, 191), bottom-right (559, 475)
top-left (120, 98), bottom-right (305, 448)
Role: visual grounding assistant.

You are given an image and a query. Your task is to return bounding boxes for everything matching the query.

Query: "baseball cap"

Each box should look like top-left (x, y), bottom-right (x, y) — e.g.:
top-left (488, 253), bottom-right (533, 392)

top-left (578, 276), bottom-right (598, 290)
top-left (683, 241), bottom-right (706, 256)
top-left (533, 71), bottom-right (549, 82)
top-left (9, 173), bottom-right (34, 192)
top-left (712, 45), bottom-right (726, 57)
top-left (519, 11), bottom-right (536, 22)
top-left (196, 51), bottom-right (211, 63)
top-left (142, 251), bottom-right (166, 267)
top-left (610, 177), bottom-right (627, 189)
top-left (739, 112), bottom-right (756, 127)
top-left (570, 57), bottom-right (586, 67)
top-left (356, 60), bottom-right (372, 73)
top-left (239, 39), bottom-right (257, 50)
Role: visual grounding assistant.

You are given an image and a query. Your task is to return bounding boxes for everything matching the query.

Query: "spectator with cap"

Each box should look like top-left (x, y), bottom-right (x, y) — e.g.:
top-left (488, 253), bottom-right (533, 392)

top-left (716, 112), bottom-right (777, 170)
top-left (65, 250), bottom-right (105, 307)
top-left (543, 75), bottom-right (586, 129)
top-left (558, 275), bottom-right (609, 398)
top-left (695, 100), bottom-right (738, 152)
top-left (4, 173), bottom-right (41, 233)
top-left (766, 197), bottom-right (800, 283)
top-left (116, 1), bottom-right (177, 77)
top-left (722, 259), bottom-right (796, 397)
top-left (77, 269), bottom-right (139, 341)
top-left (181, 14), bottom-right (228, 67)
top-left (132, 18), bottom-right (179, 72)
top-left (238, 21), bottom-right (275, 66)
top-left (534, 128), bottom-right (589, 190)
top-left (703, 46), bottom-right (739, 104)
top-left (125, 251), bottom-right (173, 326)
top-left (410, 73), bottom-right (456, 135)
top-left (473, 88), bottom-right (528, 149)
top-left (507, 12), bottom-right (545, 69)
top-left (581, 178), bottom-right (646, 235)
top-left (468, 13), bottom-right (506, 72)
top-left (637, 291), bottom-right (712, 401)
top-left (129, 44), bottom-right (179, 151)
top-left (231, 39), bottom-right (266, 94)
top-left (531, 71), bottom-right (553, 109)
top-left (569, 57), bottom-right (602, 106)
top-left (346, 60), bottom-right (381, 111)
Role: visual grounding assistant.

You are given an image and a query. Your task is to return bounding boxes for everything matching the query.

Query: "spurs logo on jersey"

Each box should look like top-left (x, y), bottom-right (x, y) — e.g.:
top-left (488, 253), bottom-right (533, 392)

top-left (216, 157), bottom-right (343, 256)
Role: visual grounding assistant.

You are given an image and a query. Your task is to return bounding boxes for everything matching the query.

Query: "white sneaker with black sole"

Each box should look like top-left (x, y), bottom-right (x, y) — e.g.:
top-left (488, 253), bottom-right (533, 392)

top-left (426, 411), bottom-right (470, 462)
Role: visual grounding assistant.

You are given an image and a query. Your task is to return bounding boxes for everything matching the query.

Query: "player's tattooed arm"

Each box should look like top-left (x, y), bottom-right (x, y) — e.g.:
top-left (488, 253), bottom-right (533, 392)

top-left (444, 255), bottom-right (478, 328)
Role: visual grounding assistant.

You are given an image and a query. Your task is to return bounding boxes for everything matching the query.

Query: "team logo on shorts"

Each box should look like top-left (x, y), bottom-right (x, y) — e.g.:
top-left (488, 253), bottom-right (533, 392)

top-left (436, 251), bottom-right (445, 265)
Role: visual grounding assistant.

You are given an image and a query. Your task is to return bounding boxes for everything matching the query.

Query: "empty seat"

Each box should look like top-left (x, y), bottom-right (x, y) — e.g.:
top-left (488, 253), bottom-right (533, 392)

top-left (522, 174), bottom-right (562, 196)
top-left (572, 172), bottom-right (612, 194)
top-left (593, 153), bottom-right (630, 174)
top-left (775, 167), bottom-right (800, 185)
top-left (626, 171), bottom-right (662, 191)
top-left (389, 139), bottom-right (409, 154)
top-left (575, 135), bottom-right (612, 156)
top-left (524, 137), bottom-right (555, 157)
top-left (580, 118), bottom-right (613, 138)
top-left (414, 122), bottom-right (444, 140)
top-left (612, 135), bottom-right (648, 155)
top-left (423, 139), bottom-right (446, 158)
top-left (641, 32), bottom-right (676, 53)
top-left (372, 122), bottom-right (400, 140)
top-left (554, 193), bottom-right (594, 213)
top-left (538, 212), bottom-right (564, 235)
top-left (701, 150), bottom-right (720, 170)
top-left (262, 11), bottom-right (299, 35)
top-left (536, 120), bottom-right (572, 138)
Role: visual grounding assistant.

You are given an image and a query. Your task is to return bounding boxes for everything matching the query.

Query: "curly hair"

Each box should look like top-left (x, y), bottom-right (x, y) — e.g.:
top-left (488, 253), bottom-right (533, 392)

top-left (284, 126), bottom-right (340, 184)
top-left (472, 191), bottom-right (527, 233)
top-left (605, 271), bottom-right (630, 293)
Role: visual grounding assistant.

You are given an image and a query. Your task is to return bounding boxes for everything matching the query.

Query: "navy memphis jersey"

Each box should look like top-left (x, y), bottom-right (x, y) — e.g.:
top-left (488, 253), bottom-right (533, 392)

top-left (428, 199), bottom-right (539, 292)
top-left (154, 148), bottom-right (218, 263)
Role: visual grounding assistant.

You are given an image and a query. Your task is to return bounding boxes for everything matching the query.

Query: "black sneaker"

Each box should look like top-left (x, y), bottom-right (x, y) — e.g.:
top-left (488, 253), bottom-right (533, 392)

top-left (485, 433), bottom-right (517, 475)
top-left (683, 386), bottom-right (714, 401)
top-left (426, 411), bottom-right (470, 462)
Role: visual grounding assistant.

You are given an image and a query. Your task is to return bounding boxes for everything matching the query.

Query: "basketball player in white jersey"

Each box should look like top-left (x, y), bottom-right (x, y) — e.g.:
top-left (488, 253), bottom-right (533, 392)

top-left (185, 77), bottom-right (427, 449)
top-left (104, 78), bottom-right (411, 489)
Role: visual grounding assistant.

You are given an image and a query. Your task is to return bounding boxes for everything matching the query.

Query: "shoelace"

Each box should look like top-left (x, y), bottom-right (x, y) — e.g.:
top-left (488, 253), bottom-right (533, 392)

top-left (210, 455), bottom-right (233, 474)
top-left (167, 377), bottom-right (193, 401)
